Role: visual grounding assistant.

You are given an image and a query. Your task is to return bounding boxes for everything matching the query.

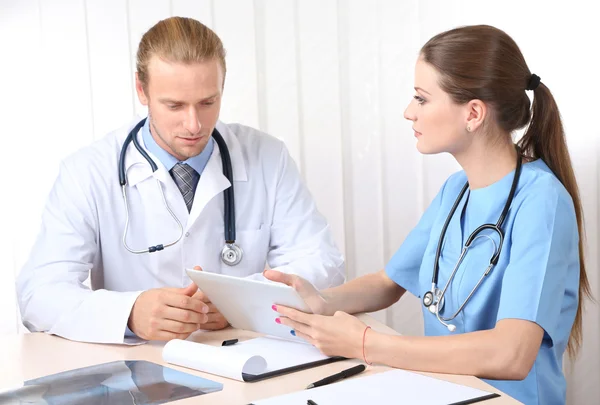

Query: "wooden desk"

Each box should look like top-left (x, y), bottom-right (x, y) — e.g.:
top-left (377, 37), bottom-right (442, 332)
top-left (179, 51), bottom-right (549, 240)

top-left (0, 315), bottom-right (520, 404)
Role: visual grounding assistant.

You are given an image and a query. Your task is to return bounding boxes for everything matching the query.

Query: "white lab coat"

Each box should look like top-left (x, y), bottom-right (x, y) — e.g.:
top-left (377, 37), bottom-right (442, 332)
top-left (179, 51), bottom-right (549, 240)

top-left (16, 117), bottom-right (345, 344)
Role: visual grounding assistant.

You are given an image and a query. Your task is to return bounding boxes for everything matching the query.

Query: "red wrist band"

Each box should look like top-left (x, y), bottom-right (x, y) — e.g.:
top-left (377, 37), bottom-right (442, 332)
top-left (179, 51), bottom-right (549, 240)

top-left (362, 325), bottom-right (372, 365)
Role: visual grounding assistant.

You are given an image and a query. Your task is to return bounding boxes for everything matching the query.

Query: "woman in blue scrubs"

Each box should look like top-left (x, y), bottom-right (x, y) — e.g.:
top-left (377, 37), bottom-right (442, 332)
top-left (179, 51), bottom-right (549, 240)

top-left (265, 25), bottom-right (590, 405)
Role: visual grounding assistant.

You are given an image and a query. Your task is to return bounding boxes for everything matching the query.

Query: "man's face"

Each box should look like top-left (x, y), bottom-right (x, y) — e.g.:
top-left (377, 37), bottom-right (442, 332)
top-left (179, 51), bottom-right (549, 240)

top-left (135, 56), bottom-right (224, 161)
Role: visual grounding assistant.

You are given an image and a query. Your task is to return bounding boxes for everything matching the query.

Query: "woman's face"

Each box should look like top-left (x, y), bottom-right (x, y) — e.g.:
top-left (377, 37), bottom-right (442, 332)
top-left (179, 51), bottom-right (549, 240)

top-left (404, 58), bottom-right (472, 155)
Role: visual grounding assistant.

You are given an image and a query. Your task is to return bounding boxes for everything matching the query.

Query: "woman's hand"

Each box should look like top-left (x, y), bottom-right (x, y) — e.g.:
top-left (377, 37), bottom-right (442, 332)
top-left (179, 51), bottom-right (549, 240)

top-left (273, 305), bottom-right (368, 359)
top-left (264, 269), bottom-right (368, 358)
top-left (263, 270), bottom-right (331, 315)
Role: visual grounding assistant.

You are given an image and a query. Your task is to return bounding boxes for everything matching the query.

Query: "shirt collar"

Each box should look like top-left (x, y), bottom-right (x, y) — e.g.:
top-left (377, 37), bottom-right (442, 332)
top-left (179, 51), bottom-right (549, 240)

top-left (122, 117), bottom-right (247, 188)
top-left (141, 117), bottom-right (214, 175)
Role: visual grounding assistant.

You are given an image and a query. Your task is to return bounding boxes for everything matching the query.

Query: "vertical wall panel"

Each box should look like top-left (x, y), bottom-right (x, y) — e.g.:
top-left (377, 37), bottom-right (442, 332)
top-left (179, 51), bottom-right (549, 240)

top-left (85, 0), bottom-right (135, 139)
top-left (14, 0), bottom-right (94, 268)
top-left (212, 0), bottom-right (260, 128)
top-left (257, 0), bottom-right (303, 169)
top-left (377, 0), bottom-right (425, 335)
top-left (0, 0), bottom-right (43, 335)
top-left (127, 0), bottom-right (170, 117)
top-left (338, 0), bottom-right (386, 321)
top-left (170, 0), bottom-right (213, 27)
top-left (296, 0), bottom-right (346, 253)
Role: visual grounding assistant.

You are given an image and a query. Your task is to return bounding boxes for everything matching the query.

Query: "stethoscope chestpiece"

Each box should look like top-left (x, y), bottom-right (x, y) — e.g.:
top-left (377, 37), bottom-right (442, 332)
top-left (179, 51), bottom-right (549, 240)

top-left (423, 288), bottom-right (444, 314)
top-left (423, 291), bottom-right (434, 307)
top-left (221, 243), bottom-right (243, 266)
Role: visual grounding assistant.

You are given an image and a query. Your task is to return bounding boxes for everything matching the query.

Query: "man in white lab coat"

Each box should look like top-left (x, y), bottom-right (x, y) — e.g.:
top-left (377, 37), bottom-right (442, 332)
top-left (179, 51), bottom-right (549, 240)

top-left (16, 17), bottom-right (344, 345)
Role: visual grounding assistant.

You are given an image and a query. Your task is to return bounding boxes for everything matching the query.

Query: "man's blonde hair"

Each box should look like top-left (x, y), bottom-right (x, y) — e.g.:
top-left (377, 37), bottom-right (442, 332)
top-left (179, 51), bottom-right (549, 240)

top-left (136, 17), bottom-right (226, 90)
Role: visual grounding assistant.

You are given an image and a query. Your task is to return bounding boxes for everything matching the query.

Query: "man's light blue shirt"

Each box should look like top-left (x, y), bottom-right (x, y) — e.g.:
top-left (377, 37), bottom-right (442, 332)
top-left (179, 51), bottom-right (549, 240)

top-left (141, 117), bottom-right (214, 174)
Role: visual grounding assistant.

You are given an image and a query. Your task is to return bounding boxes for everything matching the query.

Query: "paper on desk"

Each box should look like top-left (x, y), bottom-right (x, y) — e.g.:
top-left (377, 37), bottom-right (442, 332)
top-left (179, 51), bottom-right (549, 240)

top-left (252, 369), bottom-right (497, 405)
top-left (163, 337), bottom-right (329, 382)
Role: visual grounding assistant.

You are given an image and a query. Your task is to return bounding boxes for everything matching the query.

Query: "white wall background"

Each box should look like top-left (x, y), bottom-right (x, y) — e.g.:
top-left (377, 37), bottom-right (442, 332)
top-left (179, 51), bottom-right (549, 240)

top-left (1, 0), bottom-right (599, 403)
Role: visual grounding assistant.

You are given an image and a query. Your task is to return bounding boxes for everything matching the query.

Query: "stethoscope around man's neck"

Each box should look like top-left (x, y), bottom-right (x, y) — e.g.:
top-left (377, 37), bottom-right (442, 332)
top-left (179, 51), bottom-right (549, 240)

top-left (117, 118), bottom-right (243, 266)
top-left (422, 145), bottom-right (523, 332)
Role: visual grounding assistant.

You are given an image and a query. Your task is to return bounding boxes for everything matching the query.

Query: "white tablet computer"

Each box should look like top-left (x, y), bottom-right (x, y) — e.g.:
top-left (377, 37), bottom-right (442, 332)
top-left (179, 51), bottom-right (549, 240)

top-left (185, 269), bottom-right (311, 342)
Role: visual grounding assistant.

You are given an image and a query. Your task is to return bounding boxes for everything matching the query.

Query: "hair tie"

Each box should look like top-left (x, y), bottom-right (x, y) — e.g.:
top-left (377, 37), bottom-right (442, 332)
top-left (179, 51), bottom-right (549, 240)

top-left (527, 74), bottom-right (541, 91)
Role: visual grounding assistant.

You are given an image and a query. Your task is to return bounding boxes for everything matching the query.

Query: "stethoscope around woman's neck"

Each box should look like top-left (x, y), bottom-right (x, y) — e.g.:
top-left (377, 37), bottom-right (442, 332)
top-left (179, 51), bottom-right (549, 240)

top-left (422, 145), bottom-right (523, 332)
top-left (117, 118), bottom-right (243, 266)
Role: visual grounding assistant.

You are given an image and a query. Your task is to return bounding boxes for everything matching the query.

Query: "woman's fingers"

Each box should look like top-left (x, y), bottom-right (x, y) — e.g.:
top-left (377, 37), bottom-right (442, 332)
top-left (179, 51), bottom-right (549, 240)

top-left (274, 305), bottom-right (313, 324)
top-left (263, 269), bottom-right (296, 286)
top-left (277, 316), bottom-right (313, 338)
top-left (293, 329), bottom-right (316, 346)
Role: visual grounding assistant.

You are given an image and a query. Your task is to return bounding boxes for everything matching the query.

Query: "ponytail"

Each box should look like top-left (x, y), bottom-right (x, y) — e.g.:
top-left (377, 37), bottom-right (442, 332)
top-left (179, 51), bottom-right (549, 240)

top-left (518, 83), bottom-right (591, 357)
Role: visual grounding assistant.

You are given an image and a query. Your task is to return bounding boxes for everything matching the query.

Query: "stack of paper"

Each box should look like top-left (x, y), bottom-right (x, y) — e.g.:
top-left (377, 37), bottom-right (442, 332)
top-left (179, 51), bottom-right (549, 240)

top-left (251, 369), bottom-right (499, 405)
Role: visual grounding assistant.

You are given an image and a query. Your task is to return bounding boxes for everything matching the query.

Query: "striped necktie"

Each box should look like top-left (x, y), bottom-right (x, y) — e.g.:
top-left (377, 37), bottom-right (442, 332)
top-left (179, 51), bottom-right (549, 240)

top-left (170, 163), bottom-right (200, 212)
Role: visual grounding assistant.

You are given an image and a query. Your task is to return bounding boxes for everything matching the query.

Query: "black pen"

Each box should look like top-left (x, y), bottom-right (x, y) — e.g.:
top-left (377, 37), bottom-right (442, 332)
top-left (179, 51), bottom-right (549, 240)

top-left (307, 400), bottom-right (319, 405)
top-left (222, 338), bottom-right (238, 346)
top-left (306, 364), bottom-right (366, 389)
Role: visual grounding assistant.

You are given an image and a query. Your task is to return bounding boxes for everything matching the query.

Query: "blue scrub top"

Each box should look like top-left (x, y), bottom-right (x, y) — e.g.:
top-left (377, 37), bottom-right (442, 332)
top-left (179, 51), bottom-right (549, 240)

top-left (385, 159), bottom-right (579, 405)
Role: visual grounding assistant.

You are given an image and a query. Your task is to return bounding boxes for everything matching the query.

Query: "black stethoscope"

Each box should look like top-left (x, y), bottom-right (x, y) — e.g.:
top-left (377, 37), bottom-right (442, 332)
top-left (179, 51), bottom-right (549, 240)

top-left (118, 118), bottom-right (243, 266)
top-left (422, 146), bottom-right (522, 332)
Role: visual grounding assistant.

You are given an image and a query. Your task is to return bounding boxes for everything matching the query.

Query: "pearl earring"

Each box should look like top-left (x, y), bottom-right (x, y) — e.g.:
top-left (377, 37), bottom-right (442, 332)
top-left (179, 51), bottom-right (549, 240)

top-left (467, 126), bottom-right (471, 132)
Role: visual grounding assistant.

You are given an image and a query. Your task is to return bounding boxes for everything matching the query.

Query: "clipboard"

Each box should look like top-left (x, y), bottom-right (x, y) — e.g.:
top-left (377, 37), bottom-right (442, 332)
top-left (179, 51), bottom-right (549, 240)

top-left (241, 355), bottom-right (346, 382)
top-left (163, 337), bottom-right (345, 382)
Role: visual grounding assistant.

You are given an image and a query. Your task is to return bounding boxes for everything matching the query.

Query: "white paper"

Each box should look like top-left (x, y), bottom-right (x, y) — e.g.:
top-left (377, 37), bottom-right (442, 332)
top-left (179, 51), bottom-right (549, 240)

top-left (224, 337), bottom-right (329, 372)
top-left (162, 337), bottom-right (328, 382)
top-left (163, 339), bottom-right (266, 381)
top-left (253, 369), bottom-right (497, 405)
